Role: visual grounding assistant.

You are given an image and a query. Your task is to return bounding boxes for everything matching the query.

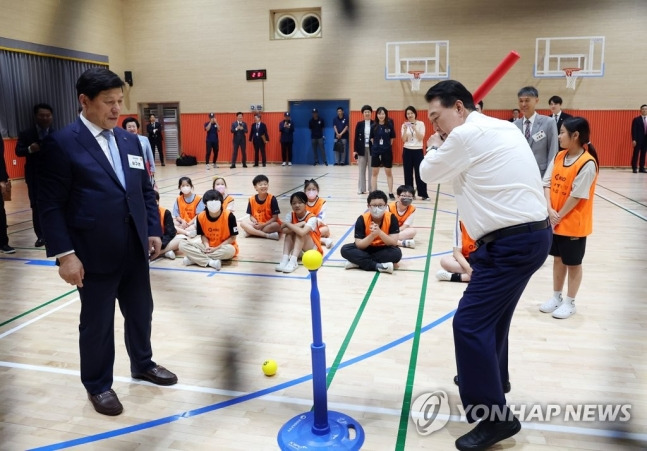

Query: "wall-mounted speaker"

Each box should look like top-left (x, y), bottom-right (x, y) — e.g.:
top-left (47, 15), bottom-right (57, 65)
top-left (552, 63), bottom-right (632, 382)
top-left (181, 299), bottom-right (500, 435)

top-left (124, 71), bottom-right (133, 86)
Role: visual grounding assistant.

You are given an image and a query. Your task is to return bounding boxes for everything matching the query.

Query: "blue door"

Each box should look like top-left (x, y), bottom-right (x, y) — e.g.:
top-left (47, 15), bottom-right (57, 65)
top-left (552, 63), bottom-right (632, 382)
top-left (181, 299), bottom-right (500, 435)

top-left (288, 100), bottom-right (350, 165)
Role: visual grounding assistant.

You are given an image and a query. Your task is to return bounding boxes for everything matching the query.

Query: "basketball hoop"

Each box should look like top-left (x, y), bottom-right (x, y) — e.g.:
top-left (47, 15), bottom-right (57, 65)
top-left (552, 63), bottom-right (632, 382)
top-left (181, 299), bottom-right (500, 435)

top-left (408, 70), bottom-right (424, 92)
top-left (563, 67), bottom-right (581, 90)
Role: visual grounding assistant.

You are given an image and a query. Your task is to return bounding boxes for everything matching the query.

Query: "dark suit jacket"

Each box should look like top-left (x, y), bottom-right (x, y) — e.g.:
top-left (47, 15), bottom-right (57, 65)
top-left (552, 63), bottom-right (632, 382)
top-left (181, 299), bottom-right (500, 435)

top-left (249, 122), bottom-right (269, 144)
top-left (38, 118), bottom-right (162, 273)
top-left (354, 120), bottom-right (374, 156)
top-left (146, 121), bottom-right (163, 142)
top-left (631, 115), bottom-right (647, 150)
top-left (0, 138), bottom-right (8, 182)
top-left (555, 111), bottom-right (573, 134)
top-left (231, 121), bottom-right (248, 139)
top-left (15, 127), bottom-right (52, 185)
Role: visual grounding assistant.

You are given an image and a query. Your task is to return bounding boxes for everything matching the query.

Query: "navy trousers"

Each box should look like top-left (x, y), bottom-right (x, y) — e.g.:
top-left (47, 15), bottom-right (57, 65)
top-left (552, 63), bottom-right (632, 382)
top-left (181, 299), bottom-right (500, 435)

top-left (453, 226), bottom-right (551, 422)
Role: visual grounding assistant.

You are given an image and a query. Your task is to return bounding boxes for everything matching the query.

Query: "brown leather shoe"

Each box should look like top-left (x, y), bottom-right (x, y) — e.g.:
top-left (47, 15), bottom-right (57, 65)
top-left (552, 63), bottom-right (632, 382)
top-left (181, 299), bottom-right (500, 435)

top-left (132, 365), bottom-right (178, 386)
top-left (87, 389), bottom-right (123, 416)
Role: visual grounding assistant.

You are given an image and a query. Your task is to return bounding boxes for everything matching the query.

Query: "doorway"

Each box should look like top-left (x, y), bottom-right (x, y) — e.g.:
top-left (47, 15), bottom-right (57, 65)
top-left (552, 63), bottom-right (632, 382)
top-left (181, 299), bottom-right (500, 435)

top-left (139, 103), bottom-right (181, 161)
top-left (288, 99), bottom-right (350, 165)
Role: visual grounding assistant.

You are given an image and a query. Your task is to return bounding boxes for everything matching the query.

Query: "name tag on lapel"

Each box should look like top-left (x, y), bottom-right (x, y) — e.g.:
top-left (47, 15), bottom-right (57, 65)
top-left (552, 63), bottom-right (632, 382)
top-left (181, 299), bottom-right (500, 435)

top-left (128, 155), bottom-right (145, 170)
top-left (532, 130), bottom-right (546, 142)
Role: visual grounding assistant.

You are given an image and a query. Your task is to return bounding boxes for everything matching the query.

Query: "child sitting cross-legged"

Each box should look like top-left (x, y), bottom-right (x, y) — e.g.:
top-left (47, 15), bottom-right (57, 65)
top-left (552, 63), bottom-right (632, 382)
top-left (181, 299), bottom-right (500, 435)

top-left (276, 191), bottom-right (323, 273)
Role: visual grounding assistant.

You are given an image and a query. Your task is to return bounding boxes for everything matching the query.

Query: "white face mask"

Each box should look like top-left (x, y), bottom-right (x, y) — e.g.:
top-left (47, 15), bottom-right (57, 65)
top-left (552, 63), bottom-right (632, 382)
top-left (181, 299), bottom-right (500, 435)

top-left (180, 186), bottom-right (192, 195)
top-left (214, 185), bottom-right (226, 194)
top-left (370, 206), bottom-right (387, 218)
top-left (306, 189), bottom-right (318, 201)
top-left (206, 200), bottom-right (221, 213)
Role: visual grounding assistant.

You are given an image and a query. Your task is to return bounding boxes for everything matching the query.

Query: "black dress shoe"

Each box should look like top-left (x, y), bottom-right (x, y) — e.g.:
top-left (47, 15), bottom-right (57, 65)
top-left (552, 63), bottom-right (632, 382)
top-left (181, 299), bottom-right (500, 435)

top-left (88, 389), bottom-right (123, 416)
top-left (455, 417), bottom-right (521, 451)
top-left (253, 164), bottom-right (259, 167)
top-left (243, 164), bottom-right (248, 168)
top-left (132, 365), bottom-right (178, 386)
top-left (34, 238), bottom-right (46, 247)
top-left (454, 375), bottom-right (511, 394)
top-left (230, 165), bottom-right (236, 169)
top-left (640, 169), bottom-right (647, 173)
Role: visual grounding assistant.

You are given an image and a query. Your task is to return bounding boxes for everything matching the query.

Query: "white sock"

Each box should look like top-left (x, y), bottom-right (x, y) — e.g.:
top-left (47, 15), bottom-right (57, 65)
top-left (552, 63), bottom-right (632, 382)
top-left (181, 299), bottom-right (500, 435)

top-left (564, 295), bottom-right (575, 305)
top-left (553, 291), bottom-right (562, 300)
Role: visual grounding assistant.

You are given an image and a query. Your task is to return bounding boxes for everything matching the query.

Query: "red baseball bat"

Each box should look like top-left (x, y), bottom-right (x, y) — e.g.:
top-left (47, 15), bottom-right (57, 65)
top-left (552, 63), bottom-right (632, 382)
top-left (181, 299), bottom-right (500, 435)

top-left (472, 51), bottom-right (521, 105)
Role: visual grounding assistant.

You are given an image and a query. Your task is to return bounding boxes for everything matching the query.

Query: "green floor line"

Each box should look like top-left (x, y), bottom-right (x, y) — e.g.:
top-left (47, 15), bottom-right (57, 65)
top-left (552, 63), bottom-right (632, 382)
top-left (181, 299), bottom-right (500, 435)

top-left (0, 289), bottom-right (77, 328)
top-left (325, 272), bottom-right (380, 390)
top-left (395, 184), bottom-right (441, 450)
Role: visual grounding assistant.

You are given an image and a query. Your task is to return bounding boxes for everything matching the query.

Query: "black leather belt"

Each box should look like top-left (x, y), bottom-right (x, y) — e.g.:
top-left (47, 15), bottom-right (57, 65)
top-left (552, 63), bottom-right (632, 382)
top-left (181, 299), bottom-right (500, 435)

top-left (476, 218), bottom-right (550, 248)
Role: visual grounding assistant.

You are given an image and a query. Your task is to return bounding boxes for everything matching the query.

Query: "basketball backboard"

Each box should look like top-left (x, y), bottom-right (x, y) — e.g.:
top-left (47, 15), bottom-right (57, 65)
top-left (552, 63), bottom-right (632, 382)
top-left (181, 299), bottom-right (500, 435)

top-left (534, 36), bottom-right (605, 78)
top-left (385, 40), bottom-right (450, 80)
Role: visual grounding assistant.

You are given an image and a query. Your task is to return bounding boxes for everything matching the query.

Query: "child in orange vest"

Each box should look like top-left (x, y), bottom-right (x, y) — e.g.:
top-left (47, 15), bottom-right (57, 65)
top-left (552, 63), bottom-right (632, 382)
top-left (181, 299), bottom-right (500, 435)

top-left (155, 191), bottom-right (185, 260)
top-left (540, 117), bottom-right (599, 319)
top-left (212, 176), bottom-right (235, 212)
top-left (436, 214), bottom-right (476, 282)
top-left (179, 189), bottom-right (239, 270)
top-left (172, 176), bottom-right (204, 238)
top-left (239, 174), bottom-right (281, 240)
top-left (276, 191), bottom-right (323, 273)
top-left (388, 184), bottom-right (417, 249)
top-left (304, 179), bottom-right (334, 248)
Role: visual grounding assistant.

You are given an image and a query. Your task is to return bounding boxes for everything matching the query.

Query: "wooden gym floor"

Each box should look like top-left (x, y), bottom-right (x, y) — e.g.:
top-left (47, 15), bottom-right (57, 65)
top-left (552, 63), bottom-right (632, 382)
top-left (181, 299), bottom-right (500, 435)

top-left (1, 163), bottom-right (645, 450)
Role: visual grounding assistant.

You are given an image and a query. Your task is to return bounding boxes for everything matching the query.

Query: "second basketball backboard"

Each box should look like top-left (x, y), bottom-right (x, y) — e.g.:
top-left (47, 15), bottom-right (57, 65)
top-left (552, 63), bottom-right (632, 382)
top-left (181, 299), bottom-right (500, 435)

top-left (534, 36), bottom-right (605, 78)
top-left (385, 40), bottom-right (450, 80)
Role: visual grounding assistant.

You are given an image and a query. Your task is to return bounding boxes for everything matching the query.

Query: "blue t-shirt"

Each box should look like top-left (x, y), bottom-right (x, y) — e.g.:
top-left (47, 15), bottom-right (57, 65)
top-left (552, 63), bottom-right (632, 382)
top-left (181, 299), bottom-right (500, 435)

top-left (309, 118), bottom-right (325, 139)
top-left (205, 122), bottom-right (219, 142)
top-left (333, 115), bottom-right (349, 139)
top-left (370, 120), bottom-right (396, 154)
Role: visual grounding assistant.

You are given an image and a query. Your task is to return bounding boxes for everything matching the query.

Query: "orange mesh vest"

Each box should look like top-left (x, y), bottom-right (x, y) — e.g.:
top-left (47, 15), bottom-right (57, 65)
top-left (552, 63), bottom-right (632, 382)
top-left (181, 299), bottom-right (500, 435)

top-left (222, 195), bottom-right (234, 211)
top-left (249, 193), bottom-right (276, 223)
top-left (305, 197), bottom-right (326, 218)
top-left (388, 201), bottom-right (416, 227)
top-left (197, 210), bottom-right (239, 256)
top-left (291, 211), bottom-right (323, 254)
top-left (177, 194), bottom-right (202, 221)
top-left (362, 211), bottom-right (393, 247)
top-left (549, 151), bottom-right (598, 237)
top-left (158, 206), bottom-right (168, 232)
top-left (460, 221), bottom-right (477, 258)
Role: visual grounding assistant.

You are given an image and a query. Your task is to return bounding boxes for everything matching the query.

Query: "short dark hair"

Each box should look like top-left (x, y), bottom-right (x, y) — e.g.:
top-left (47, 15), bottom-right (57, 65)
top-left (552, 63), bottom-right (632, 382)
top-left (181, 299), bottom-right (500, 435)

top-left (236, 111), bottom-right (243, 116)
top-left (361, 105), bottom-right (373, 113)
top-left (641, 104), bottom-right (647, 109)
top-left (477, 100), bottom-right (484, 109)
top-left (122, 116), bottom-right (140, 129)
top-left (404, 105), bottom-right (417, 118)
top-left (76, 68), bottom-right (124, 100)
top-left (512, 108), bottom-right (520, 113)
top-left (337, 106), bottom-right (344, 112)
top-left (367, 190), bottom-right (388, 205)
top-left (33, 103), bottom-right (53, 115)
top-left (397, 185), bottom-right (415, 196)
top-left (290, 191), bottom-right (308, 205)
top-left (517, 86), bottom-right (539, 98)
top-left (424, 80), bottom-right (476, 110)
top-left (202, 189), bottom-right (223, 204)
top-left (548, 95), bottom-right (563, 105)
top-left (252, 174), bottom-right (269, 186)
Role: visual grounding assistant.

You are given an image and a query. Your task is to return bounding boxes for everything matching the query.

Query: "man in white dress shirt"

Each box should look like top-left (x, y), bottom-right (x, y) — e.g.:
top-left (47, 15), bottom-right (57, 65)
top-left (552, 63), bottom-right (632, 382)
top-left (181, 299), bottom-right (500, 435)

top-left (420, 80), bottom-right (552, 451)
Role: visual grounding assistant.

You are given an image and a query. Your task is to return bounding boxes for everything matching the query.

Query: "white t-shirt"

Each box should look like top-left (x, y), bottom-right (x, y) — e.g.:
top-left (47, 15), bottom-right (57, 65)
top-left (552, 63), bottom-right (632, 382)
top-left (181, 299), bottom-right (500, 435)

top-left (420, 112), bottom-right (547, 239)
top-left (284, 212), bottom-right (318, 231)
top-left (402, 120), bottom-right (425, 150)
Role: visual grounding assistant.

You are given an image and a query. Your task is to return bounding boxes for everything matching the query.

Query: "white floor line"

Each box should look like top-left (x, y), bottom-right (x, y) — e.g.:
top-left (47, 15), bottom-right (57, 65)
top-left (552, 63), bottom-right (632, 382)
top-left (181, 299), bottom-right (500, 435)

top-left (0, 297), bottom-right (79, 339)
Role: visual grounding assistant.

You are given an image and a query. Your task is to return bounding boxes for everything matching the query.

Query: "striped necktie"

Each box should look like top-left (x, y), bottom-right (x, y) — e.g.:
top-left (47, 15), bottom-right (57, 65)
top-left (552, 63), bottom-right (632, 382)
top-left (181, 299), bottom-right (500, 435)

top-left (524, 120), bottom-right (531, 140)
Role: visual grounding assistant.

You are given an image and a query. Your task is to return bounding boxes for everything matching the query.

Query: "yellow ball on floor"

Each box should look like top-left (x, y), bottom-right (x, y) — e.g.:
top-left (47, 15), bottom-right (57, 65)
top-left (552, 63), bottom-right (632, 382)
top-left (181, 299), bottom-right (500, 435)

top-left (262, 359), bottom-right (278, 376)
top-left (302, 249), bottom-right (323, 271)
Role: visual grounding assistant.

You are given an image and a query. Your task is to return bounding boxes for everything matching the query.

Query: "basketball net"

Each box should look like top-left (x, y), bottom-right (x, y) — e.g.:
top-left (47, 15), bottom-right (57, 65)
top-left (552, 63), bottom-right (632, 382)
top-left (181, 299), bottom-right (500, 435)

top-left (563, 68), bottom-right (581, 90)
top-left (408, 71), bottom-right (424, 92)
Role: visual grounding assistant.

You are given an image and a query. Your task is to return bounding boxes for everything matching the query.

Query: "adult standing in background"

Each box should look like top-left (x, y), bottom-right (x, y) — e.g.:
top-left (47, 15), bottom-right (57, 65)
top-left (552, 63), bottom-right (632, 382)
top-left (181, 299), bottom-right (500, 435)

top-left (249, 114), bottom-right (269, 167)
top-left (279, 112), bottom-right (294, 166)
top-left (515, 86), bottom-right (558, 177)
top-left (15, 103), bottom-right (54, 247)
top-left (370, 106), bottom-right (396, 199)
top-left (309, 108), bottom-right (327, 166)
top-left (0, 138), bottom-right (14, 254)
top-left (508, 109), bottom-right (520, 123)
top-left (38, 68), bottom-right (177, 417)
top-left (548, 95), bottom-right (572, 135)
top-left (122, 117), bottom-right (156, 187)
top-left (230, 112), bottom-right (248, 169)
top-left (146, 114), bottom-right (164, 166)
top-left (630, 104), bottom-right (647, 173)
top-left (353, 105), bottom-right (373, 194)
top-left (420, 80), bottom-right (551, 451)
top-left (204, 113), bottom-right (220, 169)
top-left (400, 106), bottom-right (428, 200)
top-left (333, 106), bottom-right (349, 166)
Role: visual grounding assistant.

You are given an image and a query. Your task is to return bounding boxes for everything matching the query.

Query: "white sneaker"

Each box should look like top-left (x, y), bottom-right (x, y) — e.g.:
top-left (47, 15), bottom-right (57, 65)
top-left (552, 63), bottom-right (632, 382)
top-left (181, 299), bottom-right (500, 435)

top-left (436, 269), bottom-right (452, 281)
top-left (282, 162), bottom-right (286, 166)
top-left (276, 257), bottom-right (289, 272)
top-left (206, 163), bottom-right (211, 170)
top-left (539, 295), bottom-right (563, 313)
top-left (402, 239), bottom-right (415, 249)
top-left (267, 232), bottom-right (280, 240)
top-left (321, 237), bottom-right (333, 249)
top-left (345, 262), bottom-right (359, 270)
top-left (283, 260), bottom-right (299, 273)
top-left (288, 162), bottom-right (292, 166)
top-left (164, 250), bottom-right (176, 260)
top-left (552, 301), bottom-right (576, 319)
top-left (182, 257), bottom-right (193, 266)
top-left (377, 262), bottom-right (394, 274)
top-left (208, 259), bottom-right (222, 271)
top-left (214, 163), bottom-right (218, 168)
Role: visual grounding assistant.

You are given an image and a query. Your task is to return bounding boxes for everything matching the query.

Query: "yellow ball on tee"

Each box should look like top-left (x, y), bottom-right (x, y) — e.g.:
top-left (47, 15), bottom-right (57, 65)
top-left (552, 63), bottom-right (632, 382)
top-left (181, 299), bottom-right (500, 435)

top-left (302, 249), bottom-right (323, 271)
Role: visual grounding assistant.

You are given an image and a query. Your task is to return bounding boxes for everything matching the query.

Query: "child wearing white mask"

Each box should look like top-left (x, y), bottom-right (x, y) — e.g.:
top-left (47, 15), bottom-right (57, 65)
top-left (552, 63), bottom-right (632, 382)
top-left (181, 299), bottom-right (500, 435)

top-left (179, 189), bottom-right (239, 270)
top-left (212, 176), bottom-right (235, 212)
top-left (303, 179), bottom-right (333, 249)
top-left (172, 176), bottom-right (204, 237)
top-left (388, 184), bottom-right (417, 249)
top-left (340, 190), bottom-right (401, 273)
top-left (276, 191), bottom-right (323, 273)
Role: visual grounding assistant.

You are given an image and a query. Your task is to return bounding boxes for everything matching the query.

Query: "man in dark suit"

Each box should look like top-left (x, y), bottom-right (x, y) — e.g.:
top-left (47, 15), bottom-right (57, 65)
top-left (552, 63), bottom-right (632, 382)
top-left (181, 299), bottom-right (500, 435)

top-left (515, 86), bottom-right (559, 177)
top-left (548, 95), bottom-right (573, 135)
top-left (0, 138), bottom-right (14, 254)
top-left (38, 68), bottom-right (177, 416)
top-left (249, 114), bottom-right (269, 167)
top-left (15, 103), bottom-right (54, 247)
top-left (230, 112), bottom-right (248, 168)
top-left (630, 104), bottom-right (647, 173)
top-left (146, 114), bottom-right (164, 166)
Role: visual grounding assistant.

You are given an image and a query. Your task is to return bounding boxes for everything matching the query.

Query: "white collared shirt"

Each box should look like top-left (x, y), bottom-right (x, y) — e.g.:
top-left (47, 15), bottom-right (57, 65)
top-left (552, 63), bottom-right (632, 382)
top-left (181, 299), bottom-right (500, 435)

top-left (79, 113), bottom-right (113, 166)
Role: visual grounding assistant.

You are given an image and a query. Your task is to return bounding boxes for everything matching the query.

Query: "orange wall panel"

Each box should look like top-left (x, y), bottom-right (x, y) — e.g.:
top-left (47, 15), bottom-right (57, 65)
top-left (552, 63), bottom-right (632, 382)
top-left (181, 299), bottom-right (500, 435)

top-left (2, 139), bottom-right (26, 180)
